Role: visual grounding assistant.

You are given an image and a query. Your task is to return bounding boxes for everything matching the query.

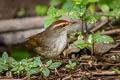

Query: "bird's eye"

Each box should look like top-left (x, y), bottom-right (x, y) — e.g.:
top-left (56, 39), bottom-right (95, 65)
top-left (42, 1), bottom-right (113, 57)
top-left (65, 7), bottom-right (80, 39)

top-left (62, 24), bottom-right (66, 27)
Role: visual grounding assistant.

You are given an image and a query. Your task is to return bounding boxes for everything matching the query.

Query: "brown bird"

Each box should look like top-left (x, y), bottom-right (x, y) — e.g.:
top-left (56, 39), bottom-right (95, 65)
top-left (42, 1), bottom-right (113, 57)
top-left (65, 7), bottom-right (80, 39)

top-left (25, 20), bottom-right (74, 58)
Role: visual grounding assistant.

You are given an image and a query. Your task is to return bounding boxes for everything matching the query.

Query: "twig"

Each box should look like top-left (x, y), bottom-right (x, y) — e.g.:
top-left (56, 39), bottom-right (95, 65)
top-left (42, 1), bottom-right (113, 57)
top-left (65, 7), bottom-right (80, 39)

top-left (79, 62), bottom-right (120, 66)
top-left (116, 39), bottom-right (120, 42)
top-left (61, 70), bottom-right (119, 80)
top-left (75, 71), bottom-right (119, 76)
top-left (62, 75), bottom-right (72, 80)
top-left (22, 75), bottom-right (38, 80)
top-left (105, 52), bottom-right (120, 56)
top-left (90, 20), bottom-right (108, 33)
top-left (0, 76), bottom-right (13, 79)
top-left (98, 29), bottom-right (120, 35)
top-left (110, 50), bottom-right (120, 53)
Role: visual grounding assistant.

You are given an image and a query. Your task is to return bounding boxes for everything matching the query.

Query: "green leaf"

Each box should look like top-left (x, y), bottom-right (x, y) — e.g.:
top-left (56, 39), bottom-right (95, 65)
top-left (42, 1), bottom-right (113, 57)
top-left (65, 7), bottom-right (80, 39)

top-left (88, 4), bottom-right (95, 13)
top-left (72, 39), bottom-right (88, 49)
top-left (86, 16), bottom-right (97, 24)
top-left (108, 0), bottom-right (120, 9)
top-left (111, 55), bottom-right (117, 60)
top-left (17, 8), bottom-right (26, 17)
top-left (56, 9), bottom-right (68, 16)
top-left (47, 6), bottom-right (56, 16)
top-left (74, 0), bottom-right (88, 5)
top-left (69, 8), bottom-right (81, 19)
top-left (73, 0), bottom-right (81, 4)
top-left (88, 35), bottom-right (93, 43)
top-left (108, 9), bottom-right (120, 19)
top-left (65, 64), bottom-right (71, 69)
top-left (69, 60), bottom-right (76, 68)
top-left (0, 64), bottom-right (8, 71)
top-left (49, 62), bottom-right (61, 69)
top-left (34, 57), bottom-right (43, 67)
top-left (62, 1), bottom-right (73, 10)
top-left (2, 52), bottom-right (8, 64)
top-left (90, 33), bottom-right (102, 43)
top-left (71, 62), bottom-right (77, 68)
top-left (88, 33), bottom-right (114, 44)
top-left (46, 60), bottom-right (52, 66)
top-left (69, 5), bottom-right (86, 19)
top-left (0, 65), bottom-right (3, 72)
top-left (11, 50), bottom-right (30, 61)
top-left (89, 0), bottom-right (99, 3)
top-left (100, 4), bottom-right (109, 12)
top-left (29, 68), bottom-right (40, 75)
top-left (7, 57), bottom-right (16, 65)
top-left (86, 15), bottom-right (99, 24)
top-left (35, 5), bottom-right (48, 16)
top-left (50, 0), bottom-right (64, 6)
top-left (112, 68), bottom-right (120, 74)
top-left (68, 60), bottom-right (72, 64)
top-left (44, 16), bottom-right (56, 28)
top-left (101, 35), bottom-right (114, 43)
top-left (93, 34), bottom-right (114, 43)
top-left (65, 61), bottom-right (76, 69)
top-left (69, 33), bottom-right (76, 38)
top-left (42, 68), bottom-right (50, 77)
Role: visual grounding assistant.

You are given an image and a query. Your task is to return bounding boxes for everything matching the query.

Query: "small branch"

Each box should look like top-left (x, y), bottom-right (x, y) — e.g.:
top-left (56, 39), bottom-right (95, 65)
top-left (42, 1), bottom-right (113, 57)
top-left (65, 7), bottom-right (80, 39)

top-left (116, 39), bottom-right (120, 41)
top-left (110, 50), bottom-right (120, 53)
top-left (90, 20), bottom-right (108, 33)
top-left (61, 70), bottom-right (119, 80)
top-left (98, 29), bottom-right (120, 35)
top-left (75, 71), bottom-right (118, 76)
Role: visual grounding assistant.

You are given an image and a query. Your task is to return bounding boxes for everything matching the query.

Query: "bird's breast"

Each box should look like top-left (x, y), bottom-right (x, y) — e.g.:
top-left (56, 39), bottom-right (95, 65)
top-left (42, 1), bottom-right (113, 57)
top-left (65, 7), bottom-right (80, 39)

top-left (34, 33), bottom-right (67, 58)
top-left (45, 33), bottom-right (67, 58)
top-left (54, 34), bottom-right (67, 53)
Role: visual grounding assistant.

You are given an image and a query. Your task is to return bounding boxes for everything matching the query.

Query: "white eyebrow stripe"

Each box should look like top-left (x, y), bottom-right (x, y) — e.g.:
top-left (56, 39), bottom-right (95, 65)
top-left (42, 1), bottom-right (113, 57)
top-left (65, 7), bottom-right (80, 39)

top-left (52, 23), bottom-right (66, 29)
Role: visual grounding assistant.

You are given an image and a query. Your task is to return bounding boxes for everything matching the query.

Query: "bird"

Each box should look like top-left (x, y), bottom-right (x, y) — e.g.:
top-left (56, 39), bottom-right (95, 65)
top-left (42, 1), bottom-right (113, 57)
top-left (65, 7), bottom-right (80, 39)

top-left (24, 20), bottom-right (74, 58)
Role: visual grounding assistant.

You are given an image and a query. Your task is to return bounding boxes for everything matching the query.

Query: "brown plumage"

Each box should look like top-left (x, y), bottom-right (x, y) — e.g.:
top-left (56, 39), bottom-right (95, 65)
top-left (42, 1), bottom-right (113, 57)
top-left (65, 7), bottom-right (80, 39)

top-left (25, 20), bottom-right (72, 58)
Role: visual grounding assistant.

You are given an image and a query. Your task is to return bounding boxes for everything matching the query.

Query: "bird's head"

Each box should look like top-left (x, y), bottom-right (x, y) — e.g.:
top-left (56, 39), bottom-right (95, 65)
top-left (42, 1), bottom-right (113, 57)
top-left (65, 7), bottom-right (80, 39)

top-left (47, 20), bottom-right (75, 34)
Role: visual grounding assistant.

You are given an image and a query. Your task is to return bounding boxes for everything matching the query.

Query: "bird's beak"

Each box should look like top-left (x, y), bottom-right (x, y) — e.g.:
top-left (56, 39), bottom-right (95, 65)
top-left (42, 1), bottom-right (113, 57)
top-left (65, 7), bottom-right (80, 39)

top-left (67, 21), bottom-right (77, 28)
top-left (71, 21), bottom-right (77, 24)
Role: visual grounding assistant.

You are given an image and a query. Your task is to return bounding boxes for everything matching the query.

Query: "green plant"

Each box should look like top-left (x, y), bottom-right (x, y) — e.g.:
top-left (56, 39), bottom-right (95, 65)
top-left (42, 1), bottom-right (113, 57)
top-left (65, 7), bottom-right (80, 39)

top-left (65, 60), bottom-right (77, 69)
top-left (35, 5), bottom-right (48, 16)
top-left (11, 49), bottom-right (30, 61)
top-left (73, 33), bottom-right (114, 54)
top-left (0, 52), bottom-right (9, 74)
top-left (50, 0), bottom-right (67, 6)
top-left (0, 52), bottom-right (61, 78)
top-left (112, 68), bottom-right (120, 74)
top-left (46, 0), bottom-right (120, 29)
top-left (69, 31), bottom-right (81, 38)
top-left (44, 6), bottom-right (68, 28)
top-left (45, 0), bottom-right (99, 29)
top-left (111, 55), bottom-right (120, 60)
top-left (41, 60), bottom-right (61, 77)
top-left (17, 8), bottom-right (26, 17)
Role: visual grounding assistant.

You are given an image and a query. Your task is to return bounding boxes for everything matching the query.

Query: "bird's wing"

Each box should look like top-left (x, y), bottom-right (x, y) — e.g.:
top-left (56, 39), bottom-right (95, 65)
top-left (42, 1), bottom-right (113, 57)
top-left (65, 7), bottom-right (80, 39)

top-left (25, 33), bottom-right (45, 48)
